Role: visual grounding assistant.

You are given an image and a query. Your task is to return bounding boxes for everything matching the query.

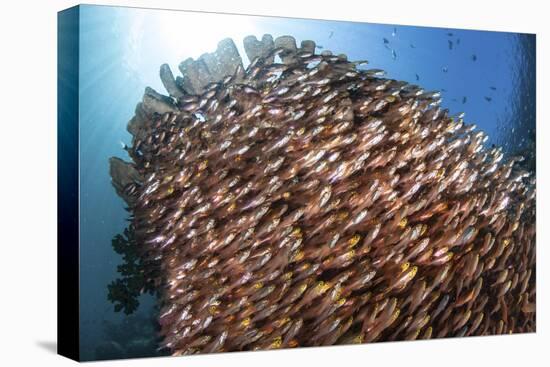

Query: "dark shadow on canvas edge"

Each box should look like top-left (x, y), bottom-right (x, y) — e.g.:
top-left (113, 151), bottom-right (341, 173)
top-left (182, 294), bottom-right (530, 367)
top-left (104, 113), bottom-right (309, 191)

top-left (36, 340), bottom-right (57, 354)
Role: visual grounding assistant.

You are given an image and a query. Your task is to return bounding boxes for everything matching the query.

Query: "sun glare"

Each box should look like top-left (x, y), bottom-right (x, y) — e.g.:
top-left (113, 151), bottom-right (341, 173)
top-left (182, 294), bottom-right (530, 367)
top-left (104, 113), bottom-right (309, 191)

top-left (154, 11), bottom-right (259, 67)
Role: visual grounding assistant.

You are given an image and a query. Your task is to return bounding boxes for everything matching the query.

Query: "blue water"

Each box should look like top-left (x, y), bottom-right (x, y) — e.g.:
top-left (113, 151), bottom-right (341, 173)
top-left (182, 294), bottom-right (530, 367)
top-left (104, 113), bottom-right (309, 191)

top-left (76, 5), bottom-right (535, 360)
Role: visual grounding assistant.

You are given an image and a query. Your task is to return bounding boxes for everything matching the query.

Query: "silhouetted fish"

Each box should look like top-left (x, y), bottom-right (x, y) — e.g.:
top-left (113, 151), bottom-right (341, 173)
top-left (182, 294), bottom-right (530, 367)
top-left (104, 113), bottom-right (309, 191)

top-left (472, 54), bottom-right (477, 61)
top-left (485, 96), bottom-right (492, 102)
top-left (448, 40), bottom-right (453, 50)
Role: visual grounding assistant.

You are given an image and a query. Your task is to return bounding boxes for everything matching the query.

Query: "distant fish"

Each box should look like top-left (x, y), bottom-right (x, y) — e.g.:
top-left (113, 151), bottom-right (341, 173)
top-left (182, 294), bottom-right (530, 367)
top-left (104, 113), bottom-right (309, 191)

top-left (391, 49), bottom-right (397, 60)
top-left (441, 88), bottom-right (447, 92)
top-left (410, 43), bottom-right (416, 48)
top-left (448, 40), bottom-right (453, 50)
top-left (490, 86), bottom-right (497, 91)
top-left (447, 32), bottom-right (454, 36)
top-left (452, 98), bottom-right (458, 102)
top-left (472, 54), bottom-right (477, 61)
top-left (442, 66), bottom-right (448, 73)
top-left (484, 96), bottom-right (492, 102)
top-left (415, 73), bottom-right (420, 81)
top-left (462, 96), bottom-right (467, 104)
top-left (316, 45), bottom-right (324, 49)
top-left (456, 38), bottom-right (461, 45)
top-left (392, 27), bottom-right (397, 37)
top-left (383, 38), bottom-right (390, 44)
top-left (329, 31), bottom-right (334, 39)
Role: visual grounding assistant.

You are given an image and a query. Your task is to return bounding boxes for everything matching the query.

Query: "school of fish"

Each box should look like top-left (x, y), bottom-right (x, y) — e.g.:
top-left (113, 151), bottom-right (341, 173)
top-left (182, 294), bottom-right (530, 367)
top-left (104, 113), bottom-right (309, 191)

top-left (109, 34), bottom-right (536, 356)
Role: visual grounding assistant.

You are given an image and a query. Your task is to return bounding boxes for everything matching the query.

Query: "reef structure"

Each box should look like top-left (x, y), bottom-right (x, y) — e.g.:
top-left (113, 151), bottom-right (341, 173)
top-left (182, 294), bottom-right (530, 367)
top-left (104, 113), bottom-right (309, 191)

top-left (109, 34), bottom-right (536, 356)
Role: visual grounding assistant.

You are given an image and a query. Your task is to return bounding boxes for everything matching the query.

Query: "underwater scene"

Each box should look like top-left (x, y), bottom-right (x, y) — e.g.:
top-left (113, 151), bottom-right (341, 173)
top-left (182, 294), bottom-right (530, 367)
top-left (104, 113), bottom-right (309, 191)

top-left (78, 5), bottom-right (536, 361)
